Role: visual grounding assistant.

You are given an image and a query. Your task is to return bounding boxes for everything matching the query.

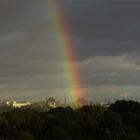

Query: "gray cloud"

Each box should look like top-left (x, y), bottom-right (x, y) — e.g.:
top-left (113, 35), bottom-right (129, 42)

top-left (0, 0), bottom-right (140, 102)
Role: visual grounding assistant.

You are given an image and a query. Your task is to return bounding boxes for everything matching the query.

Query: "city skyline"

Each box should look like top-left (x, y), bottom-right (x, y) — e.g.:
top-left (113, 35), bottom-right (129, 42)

top-left (0, 0), bottom-right (140, 102)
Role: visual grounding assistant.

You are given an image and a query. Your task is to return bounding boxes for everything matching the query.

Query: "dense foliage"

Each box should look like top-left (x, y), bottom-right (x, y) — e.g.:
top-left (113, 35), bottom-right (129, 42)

top-left (0, 100), bottom-right (139, 140)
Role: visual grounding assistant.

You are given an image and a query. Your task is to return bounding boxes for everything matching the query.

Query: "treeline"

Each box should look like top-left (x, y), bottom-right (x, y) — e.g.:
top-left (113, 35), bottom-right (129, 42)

top-left (0, 100), bottom-right (140, 140)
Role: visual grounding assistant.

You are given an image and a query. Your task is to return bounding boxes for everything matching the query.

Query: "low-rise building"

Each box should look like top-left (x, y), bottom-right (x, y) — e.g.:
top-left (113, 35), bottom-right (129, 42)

top-left (2, 100), bottom-right (31, 108)
top-left (12, 101), bottom-right (31, 108)
top-left (46, 97), bottom-right (56, 108)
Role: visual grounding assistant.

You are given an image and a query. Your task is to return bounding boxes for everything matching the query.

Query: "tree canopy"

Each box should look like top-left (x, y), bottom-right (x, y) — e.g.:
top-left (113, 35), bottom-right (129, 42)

top-left (0, 100), bottom-right (139, 140)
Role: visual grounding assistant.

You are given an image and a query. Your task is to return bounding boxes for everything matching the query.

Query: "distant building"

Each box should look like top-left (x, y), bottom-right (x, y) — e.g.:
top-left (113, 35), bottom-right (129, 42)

top-left (99, 102), bottom-right (111, 107)
top-left (88, 101), bottom-right (111, 107)
top-left (12, 101), bottom-right (31, 108)
top-left (75, 98), bottom-right (88, 108)
top-left (3, 100), bottom-right (11, 106)
top-left (46, 97), bottom-right (56, 108)
top-left (2, 100), bottom-right (31, 108)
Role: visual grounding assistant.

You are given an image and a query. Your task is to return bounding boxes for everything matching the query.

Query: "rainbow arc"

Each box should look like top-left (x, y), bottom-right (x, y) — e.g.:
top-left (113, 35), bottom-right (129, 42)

top-left (48, 0), bottom-right (83, 101)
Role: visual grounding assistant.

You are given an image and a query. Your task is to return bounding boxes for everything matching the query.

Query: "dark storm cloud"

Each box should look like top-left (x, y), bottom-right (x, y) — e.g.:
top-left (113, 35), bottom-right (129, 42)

top-left (0, 0), bottom-right (47, 34)
top-left (61, 0), bottom-right (140, 59)
top-left (73, 38), bottom-right (140, 60)
top-left (1, 0), bottom-right (140, 59)
top-left (62, 0), bottom-right (140, 39)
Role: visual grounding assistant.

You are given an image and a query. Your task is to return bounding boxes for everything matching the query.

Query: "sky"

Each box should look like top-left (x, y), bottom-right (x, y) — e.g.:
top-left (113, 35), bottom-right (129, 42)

top-left (0, 0), bottom-right (140, 102)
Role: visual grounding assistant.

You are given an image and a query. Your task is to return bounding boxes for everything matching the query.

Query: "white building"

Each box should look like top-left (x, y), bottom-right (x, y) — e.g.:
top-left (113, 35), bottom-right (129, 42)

top-left (12, 101), bottom-right (31, 108)
top-left (2, 100), bottom-right (31, 108)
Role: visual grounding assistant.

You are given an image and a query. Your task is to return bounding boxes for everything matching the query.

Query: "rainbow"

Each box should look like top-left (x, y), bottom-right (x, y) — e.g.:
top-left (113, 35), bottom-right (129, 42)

top-left (48, 0), bottom-right (83, 101)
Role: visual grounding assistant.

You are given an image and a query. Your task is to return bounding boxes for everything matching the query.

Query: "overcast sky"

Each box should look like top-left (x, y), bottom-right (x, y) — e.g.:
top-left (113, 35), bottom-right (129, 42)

top-left (0, 0), bottom-right (140, 102)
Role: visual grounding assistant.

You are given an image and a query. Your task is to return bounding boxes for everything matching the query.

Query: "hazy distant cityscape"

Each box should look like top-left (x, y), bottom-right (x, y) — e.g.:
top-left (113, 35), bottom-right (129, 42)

top-left (0, 97), bottom-right (111, 111)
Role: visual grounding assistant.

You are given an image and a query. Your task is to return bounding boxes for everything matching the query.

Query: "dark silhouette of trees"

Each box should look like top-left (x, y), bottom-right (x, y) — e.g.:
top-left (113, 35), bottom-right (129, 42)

top-left (0, 100), bottom-right (139, 140)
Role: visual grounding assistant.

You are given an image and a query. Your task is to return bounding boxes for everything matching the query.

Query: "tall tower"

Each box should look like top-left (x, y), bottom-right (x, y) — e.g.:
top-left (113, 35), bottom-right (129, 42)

top-left (64, 97), bottom-right (67, 107)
